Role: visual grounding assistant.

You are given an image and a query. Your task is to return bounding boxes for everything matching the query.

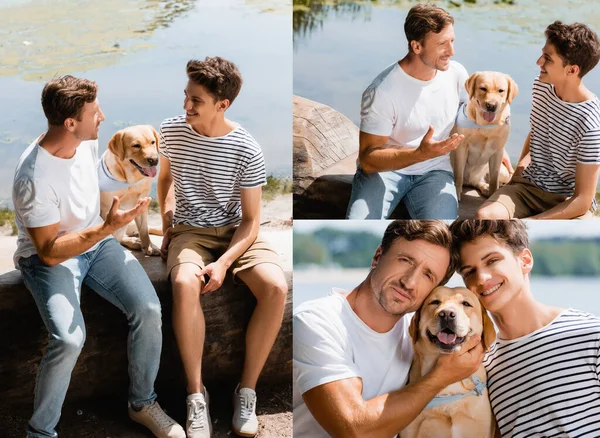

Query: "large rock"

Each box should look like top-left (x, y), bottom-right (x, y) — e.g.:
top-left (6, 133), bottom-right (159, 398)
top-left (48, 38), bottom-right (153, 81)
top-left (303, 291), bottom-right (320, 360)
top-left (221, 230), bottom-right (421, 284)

top-left (292, 95), bottom-right (486, 219)
top-left (0, 242), bottom-right (292, 407)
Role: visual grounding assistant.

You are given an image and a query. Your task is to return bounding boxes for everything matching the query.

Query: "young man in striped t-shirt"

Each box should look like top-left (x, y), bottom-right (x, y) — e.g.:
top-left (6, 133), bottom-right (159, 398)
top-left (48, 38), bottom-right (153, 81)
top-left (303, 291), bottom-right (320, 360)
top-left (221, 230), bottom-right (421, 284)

top-left (478, 21), bottom-right (600, 219)
top-left (157, 57), bottom-right (287, 438)
top-left (451, 220), bottom-right (600, 437)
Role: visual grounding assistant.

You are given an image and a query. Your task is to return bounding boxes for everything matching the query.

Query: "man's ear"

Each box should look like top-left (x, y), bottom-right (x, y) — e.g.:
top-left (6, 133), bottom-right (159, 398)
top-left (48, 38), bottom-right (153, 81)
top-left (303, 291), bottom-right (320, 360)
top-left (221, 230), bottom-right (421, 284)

top-left (371, 245), bottom-right (383, 270)
top-left (64, 117), bottom-right (76, 132)
top-left (108, 130), bottom-right (126, 160)
top-left (410, 39), bottom-right (422, 54)
top-left (518, 248), bottom-right (534, 275)
top-left (408, 307), bottom-right (421, 344)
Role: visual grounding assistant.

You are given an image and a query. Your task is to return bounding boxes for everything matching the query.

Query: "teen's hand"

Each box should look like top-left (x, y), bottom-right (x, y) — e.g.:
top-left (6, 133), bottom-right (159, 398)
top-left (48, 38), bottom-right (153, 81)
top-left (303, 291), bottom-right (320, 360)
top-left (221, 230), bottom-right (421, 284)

top-left (432, 335), bottom-right (485, 387)
top-left (416, 126), bottom-right (464, 161)
top-left (160, 227), bottom-right (173, 261)
top-left (197, 260), bottom-right (227, 293)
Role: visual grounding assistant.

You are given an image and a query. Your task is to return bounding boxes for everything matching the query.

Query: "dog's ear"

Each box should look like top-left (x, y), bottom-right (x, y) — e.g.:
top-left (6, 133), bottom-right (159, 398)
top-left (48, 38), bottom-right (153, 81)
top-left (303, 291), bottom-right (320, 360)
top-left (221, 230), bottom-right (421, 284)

top-left (108, 130), bottom-right (126, 161)
top-left (151, 126), bottom-right (160, 153)
top-left (465, 72), bottom-right (479, 99)
top-left (481, 308), bottom-right (497, 352)
top-left (506, 74), bottom-right (519, 104)
top-left (408, 307), bottom-right (421, 344)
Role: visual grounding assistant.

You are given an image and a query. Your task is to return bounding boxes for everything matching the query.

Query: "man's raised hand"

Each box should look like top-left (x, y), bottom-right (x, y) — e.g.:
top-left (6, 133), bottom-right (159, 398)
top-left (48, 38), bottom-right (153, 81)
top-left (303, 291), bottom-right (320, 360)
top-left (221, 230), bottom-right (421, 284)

top-left (103, 196), bottom-right (151, 233)
top-left (417, 125), bottom-right (464, 161)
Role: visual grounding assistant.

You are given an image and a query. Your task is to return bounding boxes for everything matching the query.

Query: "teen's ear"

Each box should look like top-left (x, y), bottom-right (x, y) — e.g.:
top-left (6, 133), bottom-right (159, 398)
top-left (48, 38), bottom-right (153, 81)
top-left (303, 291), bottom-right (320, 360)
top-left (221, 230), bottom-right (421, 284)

top-left (218, 99), bottom-right (231, 112)
top-left (408, 307), bottom-right (422, 344)
top-left (371, 245), bottom-right (383, 270)
top-left (108, 130), bottom-right (126, 161)
top-left (518, 248), bottom-right (534, 275)
top-left (481, 307), bottom-right (497, 352)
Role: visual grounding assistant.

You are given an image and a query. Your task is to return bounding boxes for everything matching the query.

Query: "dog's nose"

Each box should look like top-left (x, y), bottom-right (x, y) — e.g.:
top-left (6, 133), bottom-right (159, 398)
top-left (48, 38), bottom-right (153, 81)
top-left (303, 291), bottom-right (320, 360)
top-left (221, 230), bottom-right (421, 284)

top-left (147, 157), bottom-right (158, 166)
top-left (485, 102), bottom-right (497, 112)
top-left (438, 310), bottom-right (456, 321)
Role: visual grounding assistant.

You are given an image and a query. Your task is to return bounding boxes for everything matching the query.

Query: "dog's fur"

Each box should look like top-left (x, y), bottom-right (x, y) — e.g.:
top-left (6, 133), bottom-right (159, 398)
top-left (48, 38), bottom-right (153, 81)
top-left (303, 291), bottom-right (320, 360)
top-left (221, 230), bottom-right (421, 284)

top-left (100, 125), bottom-right (161, 256)
top-left (400, 286), bottom-right (497, 438)
top-left (451, 71), bottom-right (518, 200)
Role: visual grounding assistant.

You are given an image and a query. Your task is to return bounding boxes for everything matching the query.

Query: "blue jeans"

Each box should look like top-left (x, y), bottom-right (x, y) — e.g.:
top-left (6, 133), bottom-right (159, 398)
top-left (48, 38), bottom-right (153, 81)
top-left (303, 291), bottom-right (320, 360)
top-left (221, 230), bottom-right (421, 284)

top-left (18, 238), bottom-right (162, 438)
top-left (346, 167), bottom-right (458, 219)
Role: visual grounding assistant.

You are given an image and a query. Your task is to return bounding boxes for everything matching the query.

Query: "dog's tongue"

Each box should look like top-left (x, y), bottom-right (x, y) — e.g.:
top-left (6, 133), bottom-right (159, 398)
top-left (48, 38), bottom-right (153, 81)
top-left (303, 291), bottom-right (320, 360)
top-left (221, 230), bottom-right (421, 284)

top-left (482, 111), bottom-right (496, 123)
top-left (437, 331), bottom-right (457, 345)
top-left (143, 166), bottom-right (158, 178)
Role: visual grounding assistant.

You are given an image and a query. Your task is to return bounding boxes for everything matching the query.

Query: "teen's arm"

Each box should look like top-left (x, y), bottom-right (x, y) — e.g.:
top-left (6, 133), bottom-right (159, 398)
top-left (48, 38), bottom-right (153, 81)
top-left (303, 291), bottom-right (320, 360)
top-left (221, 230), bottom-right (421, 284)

top-left (200, 185), bottom-right (261, 293)
top-left (511, 132), bottom-right (531, 179)
top-left (157, 154), bottom-right (175, 259)
top-left (26, 197), bottom-right (149, 267)
top-left (359, 127), bottom-right (463, 174)
top-left (529, 163), bottom-right (600, 219)
top-left (302, 335), bottom-right (484, 438)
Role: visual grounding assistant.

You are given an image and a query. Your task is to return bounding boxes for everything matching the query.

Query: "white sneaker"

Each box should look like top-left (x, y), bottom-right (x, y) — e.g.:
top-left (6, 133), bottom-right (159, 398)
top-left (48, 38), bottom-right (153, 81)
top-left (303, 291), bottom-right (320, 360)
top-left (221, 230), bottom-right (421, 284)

top-left (128, 401), bottom-right (185, 438)
top-left (232, 384), bottom-right (259, 437)
top-left (187, 389), bottom-right (213, 438)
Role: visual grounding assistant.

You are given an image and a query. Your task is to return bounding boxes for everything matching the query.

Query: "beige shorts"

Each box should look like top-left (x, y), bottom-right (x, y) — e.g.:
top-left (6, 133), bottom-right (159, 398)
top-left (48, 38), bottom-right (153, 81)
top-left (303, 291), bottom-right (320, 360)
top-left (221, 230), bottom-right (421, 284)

top-left (166, 224), bottom-right (282, 281)
top-left (486, 174), bottom-right (594, 219)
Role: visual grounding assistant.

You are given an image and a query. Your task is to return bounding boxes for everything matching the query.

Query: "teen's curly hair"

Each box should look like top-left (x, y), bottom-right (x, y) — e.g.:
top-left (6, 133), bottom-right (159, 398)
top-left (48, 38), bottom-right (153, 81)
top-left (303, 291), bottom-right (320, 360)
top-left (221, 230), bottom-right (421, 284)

top-left (545, 21), bottom-right (600, 78)
top-left (186, 57), bottom-right (243, 104)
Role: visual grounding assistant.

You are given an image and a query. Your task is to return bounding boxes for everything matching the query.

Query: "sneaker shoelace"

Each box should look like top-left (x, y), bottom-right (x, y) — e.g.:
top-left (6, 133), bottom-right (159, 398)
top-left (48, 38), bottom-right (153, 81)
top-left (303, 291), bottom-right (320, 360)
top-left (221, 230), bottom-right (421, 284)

top-left (188, 399), bottom-right (207, 431)
top-left (238, 393), bottom-right (256, 420)
top-left (147, 403), bottom-right (175, 429)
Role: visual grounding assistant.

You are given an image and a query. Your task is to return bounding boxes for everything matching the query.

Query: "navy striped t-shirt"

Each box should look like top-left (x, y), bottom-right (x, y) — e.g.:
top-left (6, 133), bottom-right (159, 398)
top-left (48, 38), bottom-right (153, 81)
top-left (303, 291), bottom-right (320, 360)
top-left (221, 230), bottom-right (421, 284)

top-left (159, 115), bottom-right (266, 228)
top-left (523, 79), bottom-right (600, 209)
top-left (484, 309), bottom-right (600, 438)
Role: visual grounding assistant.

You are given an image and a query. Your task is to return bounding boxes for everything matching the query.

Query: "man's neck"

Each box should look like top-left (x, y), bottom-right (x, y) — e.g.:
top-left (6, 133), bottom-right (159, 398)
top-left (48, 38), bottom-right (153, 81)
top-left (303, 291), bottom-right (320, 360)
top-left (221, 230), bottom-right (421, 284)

top-left (399, 54), bottom-right (437, 82)
top-left (346, 280), bottom-right (403, 334)
top-left (553, 78), bottom-right (593, 103)
top-left (38, 127), bottom-right (81, 159)
top-left (189, 117), bottom-right (236, 138)
top-left (490, 286), bottom-right (562, 340)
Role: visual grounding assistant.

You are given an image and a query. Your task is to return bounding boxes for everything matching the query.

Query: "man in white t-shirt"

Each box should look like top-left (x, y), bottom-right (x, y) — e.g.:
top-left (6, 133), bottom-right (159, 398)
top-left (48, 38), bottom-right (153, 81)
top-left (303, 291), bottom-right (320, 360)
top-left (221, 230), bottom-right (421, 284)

top-left (451, 219), bottom-right (600, 436)
top-left (347, 4), bottom-right (467, 220)
top-left (12, 76), bottom-right (184, 438)
top-left (293, 220), bottom-right (485, 437)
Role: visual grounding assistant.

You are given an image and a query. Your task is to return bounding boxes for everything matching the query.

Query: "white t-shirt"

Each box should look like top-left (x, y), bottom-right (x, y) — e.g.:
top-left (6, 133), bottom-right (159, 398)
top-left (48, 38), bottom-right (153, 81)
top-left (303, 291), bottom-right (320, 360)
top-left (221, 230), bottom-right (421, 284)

top-left (360, 60), bottom-right (468, 175)
top-left (293, 288), bottom-right (413, 438)
top-left (12, 138), bottom-right (105, 267)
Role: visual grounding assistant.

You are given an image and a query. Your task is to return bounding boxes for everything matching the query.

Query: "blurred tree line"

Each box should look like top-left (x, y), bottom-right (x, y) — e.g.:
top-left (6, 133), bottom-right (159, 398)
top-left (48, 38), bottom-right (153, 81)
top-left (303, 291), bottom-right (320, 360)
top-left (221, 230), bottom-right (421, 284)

top-left (294, 228), bottom-right (600, 276)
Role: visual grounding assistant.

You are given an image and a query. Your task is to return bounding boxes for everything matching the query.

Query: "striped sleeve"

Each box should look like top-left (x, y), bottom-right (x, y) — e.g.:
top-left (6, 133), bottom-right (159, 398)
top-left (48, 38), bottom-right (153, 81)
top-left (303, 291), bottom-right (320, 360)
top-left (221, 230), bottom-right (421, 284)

top-left (577, 127), bottom-right (600, 164)
top-left (158, 125), bottom-right (169, 159)
top-left (241, 150), bottom-right (266, 188)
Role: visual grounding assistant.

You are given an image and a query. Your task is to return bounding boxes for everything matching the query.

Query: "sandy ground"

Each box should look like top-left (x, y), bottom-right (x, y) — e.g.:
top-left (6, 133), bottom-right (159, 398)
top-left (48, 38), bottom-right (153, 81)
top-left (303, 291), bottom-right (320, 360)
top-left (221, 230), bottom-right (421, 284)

top-left (0, 193), bottom-right (292, 437)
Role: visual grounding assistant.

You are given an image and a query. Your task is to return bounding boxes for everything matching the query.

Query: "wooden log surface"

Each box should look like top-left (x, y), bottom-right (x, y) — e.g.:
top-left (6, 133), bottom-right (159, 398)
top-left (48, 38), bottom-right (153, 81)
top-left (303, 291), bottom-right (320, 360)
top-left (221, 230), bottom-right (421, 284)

top-left (0, 247), bottom-right (292, 407)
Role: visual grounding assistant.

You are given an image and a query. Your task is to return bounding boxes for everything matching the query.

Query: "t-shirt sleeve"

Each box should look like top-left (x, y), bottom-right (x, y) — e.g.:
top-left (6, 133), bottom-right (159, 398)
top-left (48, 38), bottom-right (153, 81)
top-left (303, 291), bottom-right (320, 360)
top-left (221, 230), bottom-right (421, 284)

top-left (293, 309), bottom-right (360, 395)
top-left (359, 83), bottom-right (395, 136)
top-left (455, 62), bottom-right (470, 104)
top-left (13, 177), bottom-right (60, 228)
top-left (241, 150), bottom-right (267, 188)
top-left (577, 127), bottom-right (600, 164)
top-left (158, 125), bottom-right (169, 159)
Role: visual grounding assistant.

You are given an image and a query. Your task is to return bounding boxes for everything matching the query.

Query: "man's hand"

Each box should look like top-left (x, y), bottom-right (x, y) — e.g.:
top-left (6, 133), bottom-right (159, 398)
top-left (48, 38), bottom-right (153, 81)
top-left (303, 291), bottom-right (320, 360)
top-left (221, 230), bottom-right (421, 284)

top-left (160, 226), bottom-right (173, 261)
top-left (103, 196), bottom-right (150, 234)
top-left (416, 125), bottom-right (464, 161)
top-left (196, 260), bottom-right (227, 294)
top-left (432, 335), bottom-right (485, 387)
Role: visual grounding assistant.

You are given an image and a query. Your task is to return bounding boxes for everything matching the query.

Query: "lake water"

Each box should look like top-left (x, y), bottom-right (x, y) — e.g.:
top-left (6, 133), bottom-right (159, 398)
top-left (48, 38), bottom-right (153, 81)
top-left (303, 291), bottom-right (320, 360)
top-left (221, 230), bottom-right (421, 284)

top-left (294, 271), bottom-right (600, 316)
top-left (0, 0), bottom-right (291, 204)
top-left (293, 0), bottom-right (600, 167)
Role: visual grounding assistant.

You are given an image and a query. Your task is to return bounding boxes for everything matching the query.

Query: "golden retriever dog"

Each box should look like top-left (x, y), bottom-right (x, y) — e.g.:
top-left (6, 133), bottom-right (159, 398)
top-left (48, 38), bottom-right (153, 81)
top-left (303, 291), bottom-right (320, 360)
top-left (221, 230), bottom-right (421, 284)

top-left (451, 71), bottom-right (518, 201)
top-left (99, 125), bottom-right (161, 256)
top-left (400, 286), bottom-right (497, 438)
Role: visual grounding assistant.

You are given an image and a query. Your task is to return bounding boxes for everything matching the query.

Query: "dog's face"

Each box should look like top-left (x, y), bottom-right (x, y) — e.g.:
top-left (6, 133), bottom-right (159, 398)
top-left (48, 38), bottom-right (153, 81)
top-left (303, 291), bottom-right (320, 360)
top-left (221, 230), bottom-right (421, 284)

top-left (409, 286), bottom-right (496, 355)
top-left (108, 125), bottom-right (160, 178)
top-left (465, 71), bottom-right (518, 124)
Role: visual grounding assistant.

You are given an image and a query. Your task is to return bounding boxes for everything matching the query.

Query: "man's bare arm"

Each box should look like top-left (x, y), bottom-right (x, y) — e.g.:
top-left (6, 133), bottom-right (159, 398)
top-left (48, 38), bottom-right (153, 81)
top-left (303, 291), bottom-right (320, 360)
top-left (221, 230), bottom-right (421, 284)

top-left (359, 127), bottom-right (463, 174)
top-left (302, 336), bottom-right (484, 438)
top-left (200, 186), bottom-right (261, 293)
top-left (27, 196), bottom-right (150, 267)
top-left (530, 163), bottom-right (600, 219)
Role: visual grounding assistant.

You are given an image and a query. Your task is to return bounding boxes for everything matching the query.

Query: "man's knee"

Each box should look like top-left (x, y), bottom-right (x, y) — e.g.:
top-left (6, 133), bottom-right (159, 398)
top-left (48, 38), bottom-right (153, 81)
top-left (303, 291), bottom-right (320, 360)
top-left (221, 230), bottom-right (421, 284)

top-left (53, 330), bottom-right (86, 359)
top-left (131, 301), bottom-right (162, 327)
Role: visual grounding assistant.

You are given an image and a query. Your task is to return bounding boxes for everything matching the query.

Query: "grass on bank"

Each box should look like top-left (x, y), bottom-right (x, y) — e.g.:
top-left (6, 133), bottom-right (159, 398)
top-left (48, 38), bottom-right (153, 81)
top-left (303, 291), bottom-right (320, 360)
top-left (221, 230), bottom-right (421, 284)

top-left (0, 208), bottom-right (17, 235)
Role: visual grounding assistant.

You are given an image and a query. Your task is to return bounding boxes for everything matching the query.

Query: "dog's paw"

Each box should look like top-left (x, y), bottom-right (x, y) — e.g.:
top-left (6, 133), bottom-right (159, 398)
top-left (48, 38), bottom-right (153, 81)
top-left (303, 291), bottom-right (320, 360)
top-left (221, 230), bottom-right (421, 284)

top-left (476, 182), bottom-right (490, 198)
top-left (144, 243), bottom-right (161, 256)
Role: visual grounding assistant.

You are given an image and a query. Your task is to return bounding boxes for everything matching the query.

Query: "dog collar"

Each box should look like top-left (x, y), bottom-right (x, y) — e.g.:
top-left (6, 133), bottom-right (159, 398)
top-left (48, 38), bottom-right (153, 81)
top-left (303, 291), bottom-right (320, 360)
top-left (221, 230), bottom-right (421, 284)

top-left (424, 376), bottom-right (487, 410)
top-left (455, 102), bottom-right (509, 129)
top-left (97, 152), bottom-right (136, 192)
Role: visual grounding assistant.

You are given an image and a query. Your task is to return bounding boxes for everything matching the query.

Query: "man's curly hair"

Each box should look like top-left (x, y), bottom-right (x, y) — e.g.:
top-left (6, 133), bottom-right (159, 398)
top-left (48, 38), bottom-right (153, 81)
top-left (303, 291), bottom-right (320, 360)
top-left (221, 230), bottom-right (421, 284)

top-left (545, 21), bottom-right (600, 78)
top-left (186, 57), bottom-right (243, 104)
